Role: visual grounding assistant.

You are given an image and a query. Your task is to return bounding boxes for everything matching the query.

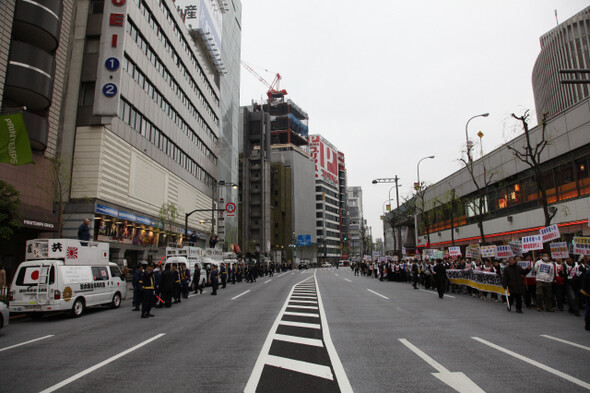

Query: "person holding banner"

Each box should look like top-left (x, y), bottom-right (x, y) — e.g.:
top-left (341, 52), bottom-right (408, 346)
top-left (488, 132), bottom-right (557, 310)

top-left (502, 257), bottom-right (530, 313)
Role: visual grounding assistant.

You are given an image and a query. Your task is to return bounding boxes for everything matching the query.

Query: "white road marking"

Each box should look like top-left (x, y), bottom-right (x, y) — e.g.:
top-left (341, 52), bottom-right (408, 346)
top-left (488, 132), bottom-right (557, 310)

top-left (291, 295), bottom-right (317, 299)
top-left (344, 278), bottom-right (352, 282)
top-left (400, 339), bottom-right (485, 393)
top-left (286, 305), bottom-right (319, 310)
top-left (418, 289), bottom-right (455, 298)
top-left (0, 335), bottom-right (54, 353)
top-left (264, 354), bottom-right (334, 380)
top-left (39, 334), bottom-right (166, 393)
top-left (367, 289), bottom-right (390, 300)
top-left (472, 336), bottom-right (590, 390)
top-left (279, 320), bottom-right (321, 329)
top-left (274, 333), bottom-right (324, 347)
top-left (541, 335), bottom-right (590, 351)
top-left (231, 290), bottom-right (251, 300)
top-left (264, 279), bottom-right (272, 284)
top-left (288, 299), bottom-right (318, 304)
top-left (284, 311), bottom-right (320, 318)
top-left (316, 272), bottom-right (354, 392)
top-left (335, 274), bottom-right (340, 277)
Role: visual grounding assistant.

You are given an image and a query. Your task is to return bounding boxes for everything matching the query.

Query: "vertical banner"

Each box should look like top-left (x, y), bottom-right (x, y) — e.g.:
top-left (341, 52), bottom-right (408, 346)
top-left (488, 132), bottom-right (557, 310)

top-left (0, 113), bottom-right (33, 165)
top-left (540, 224), bottom-right (560, 242)
top-left (522, 235), bottom-right (543, 252)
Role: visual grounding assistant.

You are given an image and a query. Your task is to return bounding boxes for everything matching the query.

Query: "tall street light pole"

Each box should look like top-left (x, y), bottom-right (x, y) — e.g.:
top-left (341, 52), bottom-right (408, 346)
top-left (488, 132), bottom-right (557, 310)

top-left (372, 176), bottom-right (401, 260)
top-left (465, 113), bottom-right (489, 164)
top-left (212, 180), bottom-right (238, 249)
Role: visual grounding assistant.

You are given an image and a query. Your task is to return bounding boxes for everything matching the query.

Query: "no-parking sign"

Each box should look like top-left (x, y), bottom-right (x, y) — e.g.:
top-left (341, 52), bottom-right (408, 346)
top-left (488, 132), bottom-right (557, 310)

top-left (225, 202), bottom-right (236, 217)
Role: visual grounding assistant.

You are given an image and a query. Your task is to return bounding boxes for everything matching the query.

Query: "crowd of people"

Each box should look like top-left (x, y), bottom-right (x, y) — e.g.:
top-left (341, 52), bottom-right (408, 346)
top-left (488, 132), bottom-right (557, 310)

top-left (130, 260), bottom-right (291, 319)
top-left (351, 254), bottom-right (590, 331)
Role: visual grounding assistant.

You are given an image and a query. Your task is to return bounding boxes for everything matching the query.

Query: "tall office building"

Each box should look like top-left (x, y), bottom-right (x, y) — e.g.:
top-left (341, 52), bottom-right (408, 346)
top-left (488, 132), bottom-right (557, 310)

top-left (57, 0), bottom-right (226, 265)
top-left (532, 6), bottom-right (590, 123)
top-left (346, 186), bottom-right (363, 258)
top-left (0, 0), bottom-right (73, 275)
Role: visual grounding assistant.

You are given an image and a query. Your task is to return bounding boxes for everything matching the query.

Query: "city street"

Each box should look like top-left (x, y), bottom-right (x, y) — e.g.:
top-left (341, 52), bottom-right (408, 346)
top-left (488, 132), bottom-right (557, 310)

top-left (1, 268), bottom-right (589, 393)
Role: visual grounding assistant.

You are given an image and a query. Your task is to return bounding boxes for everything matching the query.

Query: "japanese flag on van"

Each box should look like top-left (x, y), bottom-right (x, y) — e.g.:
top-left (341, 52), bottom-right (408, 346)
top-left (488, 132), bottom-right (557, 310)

top-left (23, 267), bottom-right (41, 284)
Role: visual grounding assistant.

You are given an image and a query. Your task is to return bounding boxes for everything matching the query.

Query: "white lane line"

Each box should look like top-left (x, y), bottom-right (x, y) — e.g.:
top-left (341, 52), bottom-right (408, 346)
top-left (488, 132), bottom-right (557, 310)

top-left (541, 335), bottom-right (590, 351)
top-left (265, 354), bottom-right (333, 380)
top-left (472, 336), bottom-right (590, 390)
top-left (274, 334), bottom-right (324, 348)
top-left (292, 291), bottom-right (316, 295)
top-left (40, 334), bottom-right (165, 393)
top-left (245, 276), bottom-right (316, 393)
top-left (291, 295), bottom-right (317, 299)
top-left (264, 279), bottom-right (272, 284)
top-left (315, 272), bottom-right (354, 392)
top-left (291, 272), bottom-right (295, 275)
top-left (400, 338), bottom-right (485, 393)
top-left (279, 320), bottom-right (321, 329)
top-left (367, 289), bottom-right (390, 300)
top-left (0, 335), bottom-right (54, 353)
top-left (284, 311), bottom-right (320, 318)
top-left (335, 274), bottom-right (340, 277)
top-left (418, 289), bottom-right (455, 298)
top-left (231, 290), bottom-right (251, 300)
top-left (288, 299), bottom-right (317, 304)
top-left (286, 305), bottom-right (319, 310)
top-left (344, 278), bottom-right (352, 282)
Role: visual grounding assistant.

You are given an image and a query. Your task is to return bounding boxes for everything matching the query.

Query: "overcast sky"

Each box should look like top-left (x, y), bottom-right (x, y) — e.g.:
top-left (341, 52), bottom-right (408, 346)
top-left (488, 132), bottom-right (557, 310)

top-left (238, 0), bottom-right (589, 240)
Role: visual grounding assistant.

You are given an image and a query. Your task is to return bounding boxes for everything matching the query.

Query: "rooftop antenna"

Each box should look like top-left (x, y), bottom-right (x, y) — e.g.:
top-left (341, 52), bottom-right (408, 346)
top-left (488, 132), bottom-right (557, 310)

top-left (555, 9), bottom-right (559, 26)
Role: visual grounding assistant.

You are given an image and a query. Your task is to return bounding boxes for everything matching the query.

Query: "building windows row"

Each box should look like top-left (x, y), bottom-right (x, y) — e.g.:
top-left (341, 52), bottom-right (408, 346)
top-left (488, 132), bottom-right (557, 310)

top-left (125, 20), bottom-right (218, 145)
top-left (133, 0), bottom-right (220, 118)
top-left (316, 221), bottom-right (340, 231)
top-left (419, 149), bottom-right (590, 235)
top-left (316, 203), bottom-right (340, 215)
top-left (118, 98), bottom-right (214, 188)
top-left (121, 55), bottom-right (216, 165)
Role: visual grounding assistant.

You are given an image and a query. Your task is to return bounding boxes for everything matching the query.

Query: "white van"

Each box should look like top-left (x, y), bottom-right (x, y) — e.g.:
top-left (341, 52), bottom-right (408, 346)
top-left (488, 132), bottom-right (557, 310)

top-left (165, 247), bottom-right (207, 288)
top-left (9, 239), bottom-right (127, 317)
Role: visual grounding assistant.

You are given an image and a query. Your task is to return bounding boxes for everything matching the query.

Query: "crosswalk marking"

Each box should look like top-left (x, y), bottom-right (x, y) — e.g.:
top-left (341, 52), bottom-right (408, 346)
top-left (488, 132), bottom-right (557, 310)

top-left (284, 311), bottom-right (321, 318)
top-left (264, 355), bottom-right (334, 380)
top-left (274, 334), bottom-right (324, 348)
top-left (288, 299), bottom-right (318, 304)
top-left (286, 305), bottom-right (319, 310)
top-left (279, 320), bottom-right (321, 330)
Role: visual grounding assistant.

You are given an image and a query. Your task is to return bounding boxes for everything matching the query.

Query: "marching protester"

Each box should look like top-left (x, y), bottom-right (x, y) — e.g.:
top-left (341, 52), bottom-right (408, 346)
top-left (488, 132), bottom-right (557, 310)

top-left (534, 253), bottom-right (555, 312)
top-left (433, 259), bottom-right (447, 299)
top-left (502, 257), bottom-right (530, 313)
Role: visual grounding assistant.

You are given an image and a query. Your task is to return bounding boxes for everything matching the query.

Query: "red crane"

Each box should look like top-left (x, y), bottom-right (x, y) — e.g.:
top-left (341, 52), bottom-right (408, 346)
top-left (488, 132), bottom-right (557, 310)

top-left (241, 61), bottom-right (287, 100)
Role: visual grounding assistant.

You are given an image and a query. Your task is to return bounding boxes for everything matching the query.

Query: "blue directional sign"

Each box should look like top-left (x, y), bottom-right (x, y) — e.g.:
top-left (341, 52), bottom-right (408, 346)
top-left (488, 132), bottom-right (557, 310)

top-left (297, 235), bottom-right (312, 246)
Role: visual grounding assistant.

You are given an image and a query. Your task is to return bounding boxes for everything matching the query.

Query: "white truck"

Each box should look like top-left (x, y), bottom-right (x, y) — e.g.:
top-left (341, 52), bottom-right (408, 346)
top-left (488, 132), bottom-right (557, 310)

top-left (165, 246), bottom-right (207, 288)
top-left (9, 239), bottom-right (127, 317)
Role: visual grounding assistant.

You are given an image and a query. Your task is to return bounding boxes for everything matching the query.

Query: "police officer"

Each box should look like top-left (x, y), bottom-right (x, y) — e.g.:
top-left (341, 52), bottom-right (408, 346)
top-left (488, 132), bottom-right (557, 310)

top-left (220, 263), bottom-right (228, 288)
top-left (160, 264), bottom-right (174, 308)
top-left (193, 263), bottom-right (203, 294)
top-left (132, 262), bottom-right (146, 311)
top-left (433, 259), bottom-right (447, 299)
top-left (180, 264), bottom-right (190, 299)
top-left (210, 264), bottom-right (219, 295)
top-left (231, 263), bottom-right (237, 284)
top-left (172, 264), bottom-right (181, 303)
top-left (141, 264), bottom-right (155, 318)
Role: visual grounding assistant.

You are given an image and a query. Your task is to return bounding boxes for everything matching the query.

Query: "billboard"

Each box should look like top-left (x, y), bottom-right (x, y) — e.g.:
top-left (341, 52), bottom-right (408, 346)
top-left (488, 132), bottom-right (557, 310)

top-left (309, 135), bottom-right (339, 186)
top-left (175, 0), bottom-right (223, 71)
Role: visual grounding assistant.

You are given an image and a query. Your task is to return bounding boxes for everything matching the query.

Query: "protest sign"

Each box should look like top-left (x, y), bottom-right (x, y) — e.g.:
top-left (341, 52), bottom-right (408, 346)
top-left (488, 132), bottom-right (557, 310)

top-left (550, 242), bottom-right (569, 259)
top-left (522, 235), bottom-right (543, 251)
top-left (446, 269), bottom-right (505, 295)
top-left (496, 245), bottom-right (514, 258)
top-left (540, 224), bottom-right (560, 242)
top-left (573, 237), bottom-right (590, 255)
top-left (480, 245), bottom-right (497, 258)
top-left (509, 241), bottom-right (523, 257)
top-left (466, 244), bottom-right (480, 259)
top-left (448, 246), bottom-right (462, 257)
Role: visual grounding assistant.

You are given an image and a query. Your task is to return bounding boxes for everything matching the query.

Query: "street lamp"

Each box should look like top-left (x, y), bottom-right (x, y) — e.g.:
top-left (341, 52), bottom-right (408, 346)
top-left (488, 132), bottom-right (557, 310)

top-left (415, 155), bottom-right (435, 252)
top-left (212, 180), bottom-right (239, 249)
top-left (465, 113), bottom-right (489, 163)
top-left (372, 176), bottom-right (402, 260)
top-left (416, 156), bottom-right (435, 192)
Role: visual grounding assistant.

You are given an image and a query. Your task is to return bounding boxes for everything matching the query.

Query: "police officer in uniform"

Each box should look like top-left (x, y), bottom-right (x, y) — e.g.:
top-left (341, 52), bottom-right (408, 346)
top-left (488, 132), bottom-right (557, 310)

top-left (210, 264), bottom-right (219, 295)
top-left (220, 263), bottom-right (228, 288)
top-left (132, 262), bottom-right (146, 311)
top-left (193, 263), bottom-right (203, 294)
top-left (180, 264), bottom-right (190, 299)
top-left (141, 264), bottom-right (155, 318)
top-left (160, 264), bottom-right (174, 307)
top-left (172, 264), bottom-right (181, 303)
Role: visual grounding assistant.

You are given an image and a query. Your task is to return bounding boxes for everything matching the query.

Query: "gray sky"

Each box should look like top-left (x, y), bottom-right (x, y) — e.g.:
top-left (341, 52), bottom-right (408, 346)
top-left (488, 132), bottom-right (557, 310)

top-left (239, 0), bottom-right (589, 240)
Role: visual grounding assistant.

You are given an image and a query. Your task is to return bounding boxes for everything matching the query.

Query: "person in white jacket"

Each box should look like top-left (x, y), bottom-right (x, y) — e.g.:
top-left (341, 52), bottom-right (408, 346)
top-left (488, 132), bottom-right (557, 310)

top-left (534, 253), bottom-right (555, 312)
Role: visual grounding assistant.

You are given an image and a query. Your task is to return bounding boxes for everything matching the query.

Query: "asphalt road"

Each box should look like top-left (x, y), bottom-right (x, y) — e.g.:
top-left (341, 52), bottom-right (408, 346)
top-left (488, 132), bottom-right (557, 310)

top-left (1, 268), bottom-right (589, 393)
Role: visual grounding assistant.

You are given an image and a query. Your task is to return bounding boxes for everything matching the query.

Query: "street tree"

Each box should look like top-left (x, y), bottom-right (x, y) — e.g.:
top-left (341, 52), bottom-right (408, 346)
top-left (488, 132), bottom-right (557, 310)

top-left (159, 202), bottom-right (179, 245)
top-left (0, 180), bottom-right (21, 240)
top-left (507, 111), bottom-right (556, 227)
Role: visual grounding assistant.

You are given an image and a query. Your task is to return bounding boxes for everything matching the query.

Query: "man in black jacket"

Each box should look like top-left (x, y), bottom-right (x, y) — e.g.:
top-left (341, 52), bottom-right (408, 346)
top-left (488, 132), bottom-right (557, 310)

top-left (502, 257), bottom-right (530, 313)
top-left (433, 259), bottom-right (447, 299)
top-left (210, 264), bottom-right (219, 295)
top-left (160, 264), bottom-right (174, 308)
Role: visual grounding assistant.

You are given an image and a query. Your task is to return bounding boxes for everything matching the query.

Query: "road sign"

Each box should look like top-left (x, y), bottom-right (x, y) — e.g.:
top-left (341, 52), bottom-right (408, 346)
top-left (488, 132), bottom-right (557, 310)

top-left (225, 202), bottom-right (236, 217)
top-left (297, 235), bottom-right (311, 246)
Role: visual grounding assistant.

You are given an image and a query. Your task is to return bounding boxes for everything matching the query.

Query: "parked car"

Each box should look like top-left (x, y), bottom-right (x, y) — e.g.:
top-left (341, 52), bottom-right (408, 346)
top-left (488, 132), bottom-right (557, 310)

top-left (0, 301), bottom-right (9, 330)
top-left (298, 262), bottom-right (308, 270)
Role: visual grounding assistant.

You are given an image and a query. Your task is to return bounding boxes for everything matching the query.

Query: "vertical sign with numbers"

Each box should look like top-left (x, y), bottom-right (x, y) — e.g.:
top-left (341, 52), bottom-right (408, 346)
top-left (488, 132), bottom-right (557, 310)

top-left (94, 0), bottom-right (128, 118)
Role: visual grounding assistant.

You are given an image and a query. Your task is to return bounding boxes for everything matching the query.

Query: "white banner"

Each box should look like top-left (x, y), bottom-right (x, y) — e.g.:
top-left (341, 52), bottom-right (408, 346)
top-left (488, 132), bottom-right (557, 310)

top-left (540, 224), bottom-right (560, 242)
top-left (522, 235), bottom-right (543, 252)
top-left (480, 245), bottom-right (497, 258)
top-left (573, 236), bottom-right (590, 255)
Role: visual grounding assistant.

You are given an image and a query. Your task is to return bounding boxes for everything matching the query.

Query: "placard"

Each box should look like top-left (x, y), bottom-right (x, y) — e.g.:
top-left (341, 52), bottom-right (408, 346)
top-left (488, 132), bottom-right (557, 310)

top-left (522, 235), bottom-right (543, 251)
top-left (480, 245), bottom-right (497, 258)
top-left (466, 244), bottom-right (480, 259)
top-left (496, 245), bottom-right (514, 258)
top-left (448, 246), bottom-right (462, 257)
top-left (540, 224), bottom-right (560, 242)
top-left (509, 241), bottom-right (523, 257)
top-left (550, 242), bottom-right (569, 259)
top-left (573, 236), bottom-right (590, 255)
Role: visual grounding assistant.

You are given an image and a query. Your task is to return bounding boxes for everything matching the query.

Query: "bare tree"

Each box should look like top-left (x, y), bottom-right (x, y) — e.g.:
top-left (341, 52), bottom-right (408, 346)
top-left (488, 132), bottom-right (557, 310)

top-left (507, 111), bottom-right (556, 227)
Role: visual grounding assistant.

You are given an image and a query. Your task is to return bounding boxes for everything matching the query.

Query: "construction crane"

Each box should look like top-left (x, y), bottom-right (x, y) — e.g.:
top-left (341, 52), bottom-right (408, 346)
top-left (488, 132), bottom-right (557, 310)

top-left (241, 61), bottom-right (287, 101)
